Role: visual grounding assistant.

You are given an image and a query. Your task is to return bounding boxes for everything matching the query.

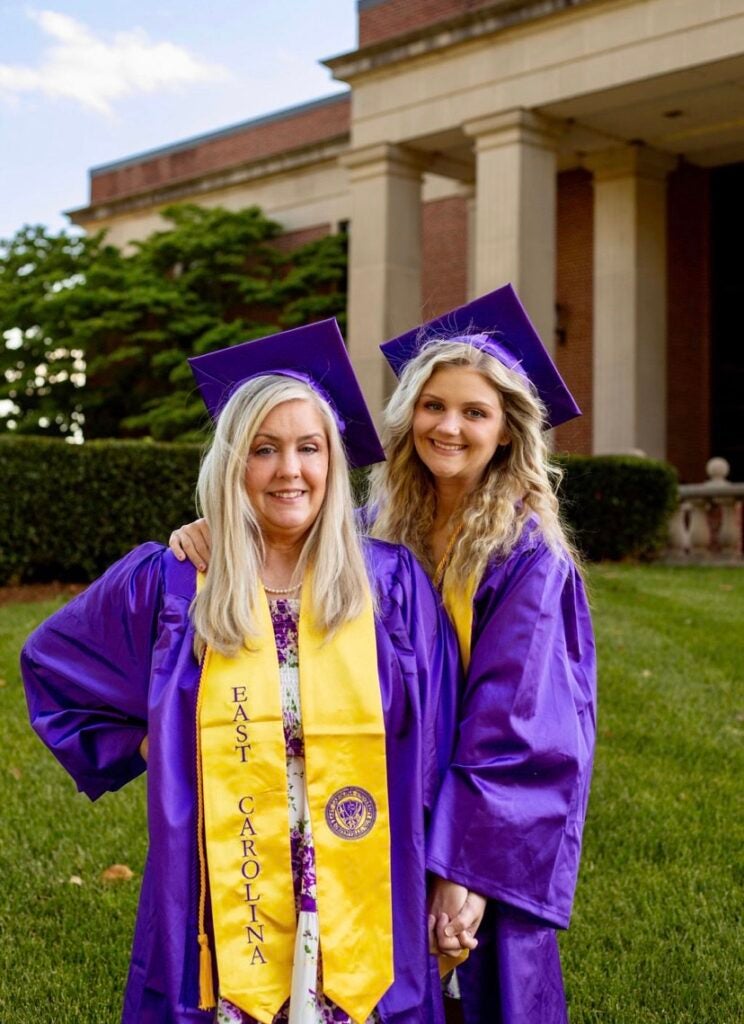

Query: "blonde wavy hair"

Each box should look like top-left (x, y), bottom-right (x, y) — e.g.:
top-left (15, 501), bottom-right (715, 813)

top-left (192, 375), bottom-right (370, 658)
top-left (368, 339), bottom-right (574, 582)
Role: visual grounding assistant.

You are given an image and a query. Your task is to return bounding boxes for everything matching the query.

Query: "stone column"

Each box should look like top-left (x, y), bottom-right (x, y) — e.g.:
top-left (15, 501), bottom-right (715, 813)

top-left (342, 143), bottom-right (424, 418)
top-left (586, 144), bottom-right (676, 459)
top-left (464, 109), bottom-right (559, 351)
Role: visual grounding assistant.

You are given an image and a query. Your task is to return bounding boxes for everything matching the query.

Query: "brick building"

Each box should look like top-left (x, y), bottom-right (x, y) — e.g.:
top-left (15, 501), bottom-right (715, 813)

top-left (69, 0), bottom-right (744, 480)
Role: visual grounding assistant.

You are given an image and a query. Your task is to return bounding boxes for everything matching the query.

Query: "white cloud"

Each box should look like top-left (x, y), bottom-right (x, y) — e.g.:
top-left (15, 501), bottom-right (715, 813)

top-left (0, 9), bottom-right (230, 115)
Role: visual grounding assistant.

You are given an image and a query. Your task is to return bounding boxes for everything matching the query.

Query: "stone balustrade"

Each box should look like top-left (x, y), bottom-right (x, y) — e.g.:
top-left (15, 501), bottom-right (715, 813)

top-left (668, 458), bottom-right (744, 563)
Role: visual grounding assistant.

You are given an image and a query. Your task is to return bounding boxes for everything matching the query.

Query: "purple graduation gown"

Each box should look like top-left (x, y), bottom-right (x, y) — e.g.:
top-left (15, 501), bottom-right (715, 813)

top-left (427, 524), bottom-right (596, 1024)
top-left (21, 540), bottom-right (461, 1024)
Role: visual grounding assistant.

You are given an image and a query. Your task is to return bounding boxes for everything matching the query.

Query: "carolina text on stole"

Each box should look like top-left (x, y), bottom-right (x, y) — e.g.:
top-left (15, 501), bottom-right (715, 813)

top-left (232, 684), bottom-right (266, 965)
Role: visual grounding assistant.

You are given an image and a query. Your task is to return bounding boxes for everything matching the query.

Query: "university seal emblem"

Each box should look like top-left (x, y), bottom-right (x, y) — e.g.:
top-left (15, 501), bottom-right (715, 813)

top-left (325, 786), bottom-right (377, 840)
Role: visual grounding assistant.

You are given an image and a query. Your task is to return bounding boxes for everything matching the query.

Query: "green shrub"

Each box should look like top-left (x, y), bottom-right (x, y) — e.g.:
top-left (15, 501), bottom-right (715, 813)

top-left (346, 456), bottom-right (678, 562)
top-left (1, 440), bottom-right (678, 584)
top-left (555, 454), bottom-right (678, 561)
top-left (0, 436), bottom-right (201, 585)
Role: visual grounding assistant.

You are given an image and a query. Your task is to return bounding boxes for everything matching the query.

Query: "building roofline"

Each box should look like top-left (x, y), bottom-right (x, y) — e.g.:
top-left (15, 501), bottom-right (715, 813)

top-left (326, 0), bottom-right (601, 76)
top-left (69, 136), bottom-right (350, 226)
top-left (90, 91), bottom-right (350, 178)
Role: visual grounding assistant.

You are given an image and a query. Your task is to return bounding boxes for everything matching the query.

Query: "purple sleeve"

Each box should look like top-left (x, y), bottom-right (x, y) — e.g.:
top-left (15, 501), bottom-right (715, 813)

top-left (20, 543), bottom-right (166, 801)
top-left (369, 541), bottom-right (461, 814)
top-left (393, 547), bottom-right (461, 813)
top-left (426, 542), bottom-right (596, 928)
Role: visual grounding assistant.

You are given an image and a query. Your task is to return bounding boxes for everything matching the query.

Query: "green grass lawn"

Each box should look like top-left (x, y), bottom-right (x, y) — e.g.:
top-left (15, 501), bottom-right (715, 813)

top-left (1, 566), bottom-right (742, 1023)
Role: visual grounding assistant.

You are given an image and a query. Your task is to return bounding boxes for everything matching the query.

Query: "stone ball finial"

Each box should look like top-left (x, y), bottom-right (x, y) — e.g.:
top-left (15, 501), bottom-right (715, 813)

top-left (706, 456), bottom-right (730, 483)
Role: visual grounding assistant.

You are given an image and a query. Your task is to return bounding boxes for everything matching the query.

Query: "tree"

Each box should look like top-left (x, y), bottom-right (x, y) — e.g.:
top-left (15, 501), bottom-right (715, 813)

top-left (0, 205), bottom-right (347, 441)
top-left (0, 225), bottom-right (104, 439)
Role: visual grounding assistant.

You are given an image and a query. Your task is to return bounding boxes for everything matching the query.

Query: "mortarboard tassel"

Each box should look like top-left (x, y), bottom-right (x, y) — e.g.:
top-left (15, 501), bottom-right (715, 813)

top-left (198, 932), bottom-right (216, 1010)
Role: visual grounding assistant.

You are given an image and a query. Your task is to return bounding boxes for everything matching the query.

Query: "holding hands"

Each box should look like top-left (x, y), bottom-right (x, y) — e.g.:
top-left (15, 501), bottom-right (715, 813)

top-left (428, 876), bottom-right (486, 957)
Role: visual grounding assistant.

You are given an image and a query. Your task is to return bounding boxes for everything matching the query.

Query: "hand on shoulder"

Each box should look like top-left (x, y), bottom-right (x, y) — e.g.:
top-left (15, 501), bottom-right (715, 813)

top-left (169, 519), bottom-right (211, 572)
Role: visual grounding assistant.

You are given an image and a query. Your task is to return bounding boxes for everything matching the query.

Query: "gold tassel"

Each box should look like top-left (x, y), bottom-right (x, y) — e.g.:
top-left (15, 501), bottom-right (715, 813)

top-left (195, 643), bottom-right (216, 1011)
top-left (198, 931), bottom-right (216, 1010)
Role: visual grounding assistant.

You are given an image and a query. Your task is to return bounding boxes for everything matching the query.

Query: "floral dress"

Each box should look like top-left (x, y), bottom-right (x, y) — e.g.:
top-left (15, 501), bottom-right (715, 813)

top-left (216, 598), bottom-right (381, 1024)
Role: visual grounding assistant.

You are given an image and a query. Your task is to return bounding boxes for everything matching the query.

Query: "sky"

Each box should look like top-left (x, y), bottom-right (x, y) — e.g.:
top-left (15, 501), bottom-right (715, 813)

top-left (0, 1), bottom-right (357, 239)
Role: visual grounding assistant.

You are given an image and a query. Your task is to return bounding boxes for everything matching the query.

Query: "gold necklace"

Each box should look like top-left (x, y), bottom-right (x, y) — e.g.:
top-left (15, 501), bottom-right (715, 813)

top-left (432, 522), bottom-right (464, 590)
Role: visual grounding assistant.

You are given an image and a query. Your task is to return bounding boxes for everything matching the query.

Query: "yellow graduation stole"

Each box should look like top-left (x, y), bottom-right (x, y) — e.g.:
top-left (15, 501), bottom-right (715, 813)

top-left (196, 571), bottom-right (393, 1024)
top-left (435, 566), bottom-right (478, 977)
top-left (441, 567), bottom-right (477, 671)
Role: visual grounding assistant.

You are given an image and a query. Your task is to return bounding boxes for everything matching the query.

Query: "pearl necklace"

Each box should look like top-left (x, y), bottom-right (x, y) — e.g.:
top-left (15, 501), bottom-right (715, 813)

top-left (262, 581), bottom-right (302, 595)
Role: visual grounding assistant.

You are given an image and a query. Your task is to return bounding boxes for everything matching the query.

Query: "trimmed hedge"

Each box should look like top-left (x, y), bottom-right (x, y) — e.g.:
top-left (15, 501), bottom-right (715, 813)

top-left (1, 439), bottom-right (678, 585)
top-left (354, 455), bottom-right (678, 562)
top-left (1, 437), bottom-right (201, 585)
top-left (555, 453), bottom-right (678, 562)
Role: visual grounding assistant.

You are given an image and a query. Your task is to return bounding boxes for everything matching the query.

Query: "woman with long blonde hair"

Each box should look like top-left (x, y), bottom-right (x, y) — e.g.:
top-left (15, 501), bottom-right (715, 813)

top-left (170, 286), bottom-right (597, 1024)
top-left (22, 320), bottom-right (461, 1024)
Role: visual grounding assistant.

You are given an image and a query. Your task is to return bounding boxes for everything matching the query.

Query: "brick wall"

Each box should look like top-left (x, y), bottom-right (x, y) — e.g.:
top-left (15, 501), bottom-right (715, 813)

top-left (666, 163), bottom-right (710, 482)
top-left (359, 0), bottom-right (499, 47)
top-left (272, 224), bottom-right (332, 254)
top-left (554, 169), bottom-right (593, 455)
top-left (421, 196), bottom-right (469, 320)
top-left (90, 96), bottom-right (350, 204)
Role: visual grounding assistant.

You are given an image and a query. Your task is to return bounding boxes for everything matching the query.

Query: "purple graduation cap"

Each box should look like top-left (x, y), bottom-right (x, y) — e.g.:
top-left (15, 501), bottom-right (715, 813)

top-left (380, 283), bottom-right (581, 429)
top-left (188, 318), bottom-right (385, 468)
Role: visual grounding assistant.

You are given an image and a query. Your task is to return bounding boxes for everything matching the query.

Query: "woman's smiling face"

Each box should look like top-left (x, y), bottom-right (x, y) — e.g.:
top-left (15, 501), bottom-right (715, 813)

top-left (412, 365), bottom-right (510, 492)
top-left (244, 398), bottom-right (329, 547)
